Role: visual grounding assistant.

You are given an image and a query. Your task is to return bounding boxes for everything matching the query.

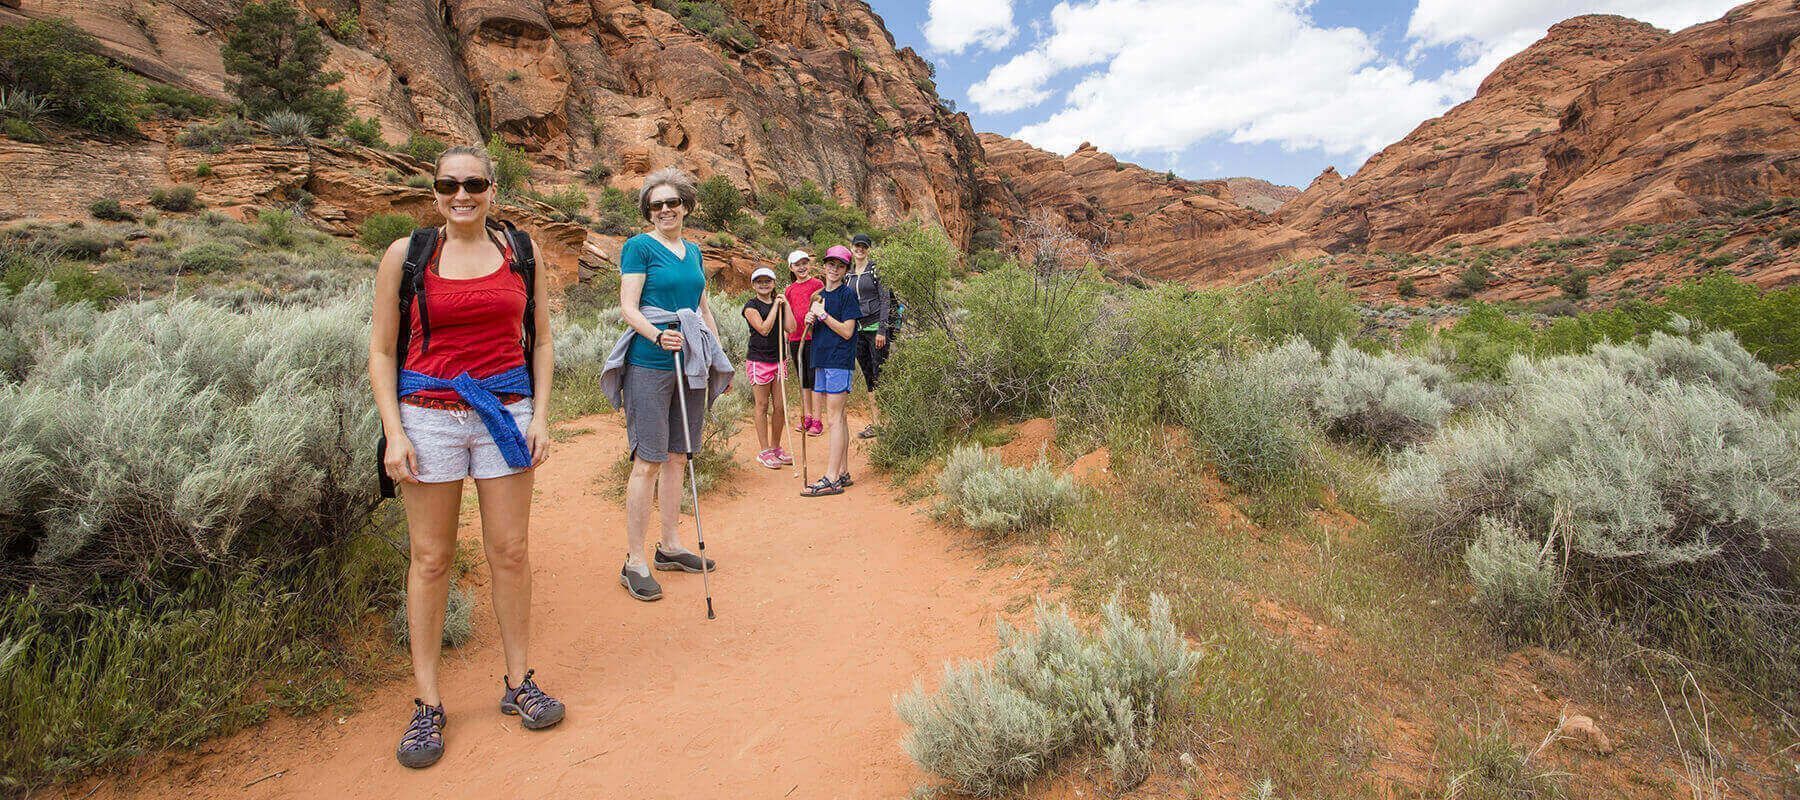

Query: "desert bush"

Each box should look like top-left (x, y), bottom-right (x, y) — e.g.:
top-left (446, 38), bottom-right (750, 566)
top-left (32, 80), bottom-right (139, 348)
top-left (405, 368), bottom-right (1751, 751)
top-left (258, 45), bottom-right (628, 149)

top-left (397, 133), bottom-right (447, 163)
top-left (1383, 335), bottom-right (1800, 699)
top-left (255, 208), bottom-right (299, 248)
top-left (341, 115), bottom-right (383, 147)
top-left (584, 162), bottom-right (614, 184)
top-left (176, 117), bottom-right (252, 152)
top-left (1309, 342), bottom-right (1452, 447)
top-left (0, 282), bottom-right (100, 382)
top-left (532, 184), bottom-right (588, 216)
top-left (359, 212), bottom-right (418, 255)
top-left (895, 594), bottom-right (1199, 796)
top-left (694, 175), bottom-right (744, 229)
top-left (1182, 351), bottom-right (1319, 497)
top-left (1662, 273), bottom-right (1800, 368)
top-left (936, 444), bottom-right (1078, 535)
top-left (1051, 284), bottom-right (1230, 444)
top-left (486, 134), bottom-right (530, 195)
top-left (177, 240), bottom-right (242, 273)
top-left (260, 109), bottom-right (314, 143)
top-left (1463, 516), bottom-right (1557, 623)
top-left (142, 83), bottom-right (217, 120)
top-left (0, 20), bottom-right (142, 134)
top-left (149, 185), bottom-right (201, 212)
top-left (88, 197), bottom-right (136, 222)
top-left (389, 583), bottom-right (474, 648)
top-left (0, 87), bottom-right (52, 125)
top-left (1236, 270), bottom-right (1358, 352)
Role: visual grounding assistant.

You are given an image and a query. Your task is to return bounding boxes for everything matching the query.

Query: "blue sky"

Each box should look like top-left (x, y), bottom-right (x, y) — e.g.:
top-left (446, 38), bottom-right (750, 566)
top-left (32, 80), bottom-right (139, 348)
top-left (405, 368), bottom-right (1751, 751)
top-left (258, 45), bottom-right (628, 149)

top-left (866, 0), bottom-right (1741, 187)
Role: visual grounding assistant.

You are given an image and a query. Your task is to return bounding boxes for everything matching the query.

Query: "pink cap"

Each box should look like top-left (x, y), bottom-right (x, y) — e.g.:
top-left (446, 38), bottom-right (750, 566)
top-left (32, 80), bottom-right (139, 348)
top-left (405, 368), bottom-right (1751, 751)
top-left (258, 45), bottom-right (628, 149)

top-left (823, 245), bottom-right (854, 265)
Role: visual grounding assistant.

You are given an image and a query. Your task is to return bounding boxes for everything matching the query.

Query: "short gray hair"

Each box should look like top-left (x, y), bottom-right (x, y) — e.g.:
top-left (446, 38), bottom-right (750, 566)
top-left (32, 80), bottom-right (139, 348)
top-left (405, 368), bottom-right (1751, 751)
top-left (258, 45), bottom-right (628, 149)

top-left (638, 167), bottom-right (697, 220)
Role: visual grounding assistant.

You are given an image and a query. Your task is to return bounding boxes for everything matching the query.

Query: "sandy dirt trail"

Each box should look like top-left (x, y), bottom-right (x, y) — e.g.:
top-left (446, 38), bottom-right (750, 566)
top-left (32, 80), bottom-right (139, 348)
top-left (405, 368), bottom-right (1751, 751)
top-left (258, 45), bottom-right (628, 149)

top-left (67, 413), bottom-right (1032, 800)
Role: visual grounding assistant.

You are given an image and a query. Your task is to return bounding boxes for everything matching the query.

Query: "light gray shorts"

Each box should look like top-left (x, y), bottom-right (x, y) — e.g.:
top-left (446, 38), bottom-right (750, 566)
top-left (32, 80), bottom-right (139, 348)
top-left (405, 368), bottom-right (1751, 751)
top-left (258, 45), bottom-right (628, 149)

top-left (622, 363), bottom-right (707, 463)
top-left (399, 398), bottom-right (534, 483)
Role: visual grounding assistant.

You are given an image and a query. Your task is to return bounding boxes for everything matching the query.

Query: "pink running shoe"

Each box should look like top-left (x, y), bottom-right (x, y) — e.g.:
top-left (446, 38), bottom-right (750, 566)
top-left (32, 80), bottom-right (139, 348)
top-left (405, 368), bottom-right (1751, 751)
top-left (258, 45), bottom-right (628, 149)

top-left (795, 416), bottom-right (811, 433)
top-left (775, 447), bottom-right (794, 465)
top-left (807, 417), bottom-right (824, 436)
top-left (757, 448), bottom-right (782, 469)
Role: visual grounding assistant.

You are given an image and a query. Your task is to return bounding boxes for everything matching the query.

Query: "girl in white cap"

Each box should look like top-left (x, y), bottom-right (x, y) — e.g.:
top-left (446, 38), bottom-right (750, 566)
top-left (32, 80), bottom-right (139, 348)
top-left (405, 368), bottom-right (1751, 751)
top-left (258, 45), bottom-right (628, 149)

top-left (742, 266), bottom-right (789, 468)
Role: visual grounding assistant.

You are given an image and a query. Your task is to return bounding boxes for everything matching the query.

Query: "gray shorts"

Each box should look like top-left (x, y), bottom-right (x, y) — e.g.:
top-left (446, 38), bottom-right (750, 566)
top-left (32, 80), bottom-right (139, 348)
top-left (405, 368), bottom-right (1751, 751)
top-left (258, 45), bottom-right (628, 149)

top-left (399, 398), bottom-right (534, 483)
top-left (622, 362), bottom-right (707, 463)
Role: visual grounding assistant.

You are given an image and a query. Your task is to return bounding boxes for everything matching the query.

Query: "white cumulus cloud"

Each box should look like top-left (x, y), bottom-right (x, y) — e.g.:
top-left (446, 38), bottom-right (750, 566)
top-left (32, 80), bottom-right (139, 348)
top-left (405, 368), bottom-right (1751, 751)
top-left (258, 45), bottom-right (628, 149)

top-left (980, 0), bottom-right (1460, 162)
top-left (923, 0), bottom-right (1018, 54)
top-left (968, 0), bottom-right (1744, 171)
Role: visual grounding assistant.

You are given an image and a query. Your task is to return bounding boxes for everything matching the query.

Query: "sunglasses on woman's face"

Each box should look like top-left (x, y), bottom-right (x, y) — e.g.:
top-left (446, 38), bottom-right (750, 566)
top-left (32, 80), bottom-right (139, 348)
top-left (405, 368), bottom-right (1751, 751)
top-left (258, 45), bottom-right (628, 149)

top-left (647, 197), bottom-right (685, 212)
top-left (433, 176), bottom-right (492, 195)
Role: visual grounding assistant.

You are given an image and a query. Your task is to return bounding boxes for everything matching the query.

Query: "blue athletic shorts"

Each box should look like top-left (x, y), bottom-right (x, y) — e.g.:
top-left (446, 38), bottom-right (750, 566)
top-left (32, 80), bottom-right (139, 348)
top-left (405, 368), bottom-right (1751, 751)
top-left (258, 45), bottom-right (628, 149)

top-left (815, 367), bottom-right (852, 394)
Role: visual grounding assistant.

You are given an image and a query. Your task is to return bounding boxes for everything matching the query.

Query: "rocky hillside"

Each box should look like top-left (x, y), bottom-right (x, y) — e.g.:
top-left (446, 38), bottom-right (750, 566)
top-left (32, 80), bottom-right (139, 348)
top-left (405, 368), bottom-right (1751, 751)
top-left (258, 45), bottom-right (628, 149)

top-left (1, 0), bottom-right (985, 244)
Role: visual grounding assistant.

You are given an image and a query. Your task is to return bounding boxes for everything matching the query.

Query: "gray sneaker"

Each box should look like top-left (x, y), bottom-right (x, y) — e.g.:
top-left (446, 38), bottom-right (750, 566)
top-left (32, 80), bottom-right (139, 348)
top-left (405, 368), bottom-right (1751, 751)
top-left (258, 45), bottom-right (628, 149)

top-left (620, 562), bottom-right (662, 601)
top-left (654, 546), bottom-right (716, 573)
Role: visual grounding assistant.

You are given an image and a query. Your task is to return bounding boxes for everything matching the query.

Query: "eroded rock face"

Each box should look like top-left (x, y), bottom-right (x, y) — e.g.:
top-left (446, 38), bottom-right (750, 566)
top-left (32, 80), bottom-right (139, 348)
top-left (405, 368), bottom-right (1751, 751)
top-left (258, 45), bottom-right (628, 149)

top-left (12, 0), bottom-right (984, 244)
top-left (1277, 14), bottom-right (1670, 254)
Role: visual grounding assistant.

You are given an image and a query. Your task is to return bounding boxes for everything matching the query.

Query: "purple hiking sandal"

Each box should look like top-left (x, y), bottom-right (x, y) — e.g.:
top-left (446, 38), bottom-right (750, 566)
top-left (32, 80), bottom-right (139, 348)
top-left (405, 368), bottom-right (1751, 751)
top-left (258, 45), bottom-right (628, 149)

top-left (501, 669), bottom-right (565, 730)
top-left (396, 698), bottom-right (446, 769)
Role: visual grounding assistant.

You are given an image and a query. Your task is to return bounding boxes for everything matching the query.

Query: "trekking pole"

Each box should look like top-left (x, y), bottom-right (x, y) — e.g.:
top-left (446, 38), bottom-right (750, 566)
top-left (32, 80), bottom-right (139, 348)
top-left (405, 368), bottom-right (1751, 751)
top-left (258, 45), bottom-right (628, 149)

top-left (669, 326), bottom-right (716, 620)
top-left (776, 307), bottom-right (794, 477)
top-left (797, 316), bottom-right (815, 486)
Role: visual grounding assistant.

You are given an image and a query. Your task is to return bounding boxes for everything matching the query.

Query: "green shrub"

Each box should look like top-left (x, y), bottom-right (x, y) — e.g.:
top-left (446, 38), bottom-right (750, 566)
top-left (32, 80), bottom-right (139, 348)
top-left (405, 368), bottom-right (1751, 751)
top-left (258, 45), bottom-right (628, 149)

top-left (695, 175), bottom-right (744, 229)
top-left (397, 133), bottom-right (447, 163)
top-left (222, 0), bottom-right (350, 132)
top-left (1447, 262), bottom-right (1492, 298)
top-left (0, 20), bottom-right (142, 134)
top-left (583, 162), bottom-right (614, 184)
top-left (1604, 247), bottom-right (1638, 268)
top-left (936, 444), bottom-right (1079, 535)
top-left (870, 329), bottom-right (965, 469)
top-left (0, 87), bottom-right (52, 123)
top-left (1, 117), bottom-right (43, 143)
top-left (1396, 275), bottom-right (1417, 298)
top-left (757, 180), bottom-right (873, 250)
top-left (142, 83), bottom-right (217, 120)
top-left (652, 0), bottom-right (760, 51)
top-left (593, 187), bottom-right (640, 235)
top-left (1052, 283), bottom-right (1229, 443)
top-left (88, 198), bottom-right (136, 222)
top-left (359, 212), bottom-right (418, 255)
top-left (1236, 269), bottom-right (1358, 352)
top-left (895, 595), bottom-right (1199, 796)
top-left (1182, 351), bottom-right (1318, 496)
top-left (532, 184), bottom-right (588, 216)
top-left (1559, 268), bottom-right (1588, 300)
top-left (1463, 517), bottom-right (1557, 624)
top-left (486, 134), bottom-right (530, 195)
top-left (1663, 274), bottom-right (1800, 368)
top-left (194, 161), bottom-right (213, 178)
top-left (341, 115), bottom-right (383, 146)
top-left (177, 240), bottom-right (242, 273)
top-left (149, 185), bottom-right (201, 212)
top-left (177, 118), bottom-right (251, 152)
top-left (1439, 303), bottom-right (1534, 379)
top-left (1778, 227), bottom-right (1800, 249)
top-left (260, 108), bottom-right (313, 143)
top-left (255, 208), bottom-right (299, 248)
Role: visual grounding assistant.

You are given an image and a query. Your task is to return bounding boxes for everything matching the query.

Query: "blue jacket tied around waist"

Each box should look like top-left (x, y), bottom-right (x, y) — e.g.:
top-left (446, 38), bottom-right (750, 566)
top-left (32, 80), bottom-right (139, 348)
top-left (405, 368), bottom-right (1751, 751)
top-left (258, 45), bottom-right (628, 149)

top-left (398, 365), bottom-right (534, 469)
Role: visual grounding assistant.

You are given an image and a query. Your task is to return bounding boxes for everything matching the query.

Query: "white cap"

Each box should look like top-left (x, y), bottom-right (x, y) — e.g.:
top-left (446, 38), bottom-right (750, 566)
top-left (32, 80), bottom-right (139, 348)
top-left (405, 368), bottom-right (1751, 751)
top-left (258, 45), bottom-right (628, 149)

top-left (787, 250), bottom-right (811, 266)
top-left (750, 267), bottom-right (777, 282)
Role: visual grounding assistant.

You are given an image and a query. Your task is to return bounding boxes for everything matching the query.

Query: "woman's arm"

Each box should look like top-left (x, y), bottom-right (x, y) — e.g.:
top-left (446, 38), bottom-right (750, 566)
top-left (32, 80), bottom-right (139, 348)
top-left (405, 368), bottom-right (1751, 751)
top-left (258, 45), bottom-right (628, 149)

top-left (744, 303), bottom-right (778, 335)
top-left (368, 236), bottom-right (419, 482)
top-left (620, 273), bottom-right (680, 349)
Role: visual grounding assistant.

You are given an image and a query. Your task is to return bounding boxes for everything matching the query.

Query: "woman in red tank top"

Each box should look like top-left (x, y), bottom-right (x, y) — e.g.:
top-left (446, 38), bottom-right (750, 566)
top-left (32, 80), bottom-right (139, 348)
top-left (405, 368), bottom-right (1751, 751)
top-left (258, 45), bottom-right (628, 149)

top-left (367, 145), bottom-right (563, 769)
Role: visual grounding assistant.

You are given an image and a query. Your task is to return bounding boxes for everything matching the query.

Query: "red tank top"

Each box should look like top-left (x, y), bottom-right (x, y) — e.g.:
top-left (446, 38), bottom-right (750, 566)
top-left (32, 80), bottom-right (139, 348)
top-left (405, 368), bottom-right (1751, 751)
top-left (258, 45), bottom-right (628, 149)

top-left (403, 236), bottom-right (528, 404)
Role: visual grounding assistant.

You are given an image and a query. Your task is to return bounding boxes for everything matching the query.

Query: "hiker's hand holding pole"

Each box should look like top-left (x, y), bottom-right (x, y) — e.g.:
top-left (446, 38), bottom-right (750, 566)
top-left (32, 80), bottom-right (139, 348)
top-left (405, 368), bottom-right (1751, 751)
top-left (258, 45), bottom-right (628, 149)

top-left (658, 328), bottom-right (684, 351)
top-left (383, 432), bottom-right (421, 484)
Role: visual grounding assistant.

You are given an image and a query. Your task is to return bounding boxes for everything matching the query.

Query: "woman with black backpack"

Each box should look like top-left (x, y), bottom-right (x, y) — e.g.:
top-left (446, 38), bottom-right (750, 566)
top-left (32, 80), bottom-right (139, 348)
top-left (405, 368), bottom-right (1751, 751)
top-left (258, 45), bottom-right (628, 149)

top-left (368, 145), bottom-right (564, 770)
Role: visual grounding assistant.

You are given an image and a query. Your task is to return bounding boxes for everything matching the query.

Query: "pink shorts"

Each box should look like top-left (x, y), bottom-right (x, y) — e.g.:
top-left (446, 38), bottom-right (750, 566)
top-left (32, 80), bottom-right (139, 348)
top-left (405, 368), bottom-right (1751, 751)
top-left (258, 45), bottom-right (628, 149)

top-left (746, 359), bottom-right (786, 385)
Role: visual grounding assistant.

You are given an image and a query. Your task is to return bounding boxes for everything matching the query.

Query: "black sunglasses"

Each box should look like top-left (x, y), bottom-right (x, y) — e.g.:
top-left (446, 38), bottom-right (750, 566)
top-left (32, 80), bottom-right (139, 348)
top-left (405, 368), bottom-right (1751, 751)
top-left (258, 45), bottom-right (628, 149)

top-left (433, 176), bottom-right (492, 195)
top-left (647, 197), bottom-right (686, 211)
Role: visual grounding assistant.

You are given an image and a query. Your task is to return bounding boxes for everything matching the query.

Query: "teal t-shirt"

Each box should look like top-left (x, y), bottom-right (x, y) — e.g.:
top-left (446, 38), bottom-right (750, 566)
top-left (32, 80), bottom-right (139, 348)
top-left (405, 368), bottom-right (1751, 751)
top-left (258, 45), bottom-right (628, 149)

top-left (621, 233), bottom-right (706, 371)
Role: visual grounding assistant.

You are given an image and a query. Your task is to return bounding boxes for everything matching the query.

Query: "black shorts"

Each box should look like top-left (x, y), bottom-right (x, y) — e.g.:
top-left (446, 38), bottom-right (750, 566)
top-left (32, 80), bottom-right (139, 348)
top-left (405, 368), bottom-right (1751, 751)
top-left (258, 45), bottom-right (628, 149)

top-left (788, 338), bottom-right (816, 390)
top-left (855, 328), bottom-right (889, 390)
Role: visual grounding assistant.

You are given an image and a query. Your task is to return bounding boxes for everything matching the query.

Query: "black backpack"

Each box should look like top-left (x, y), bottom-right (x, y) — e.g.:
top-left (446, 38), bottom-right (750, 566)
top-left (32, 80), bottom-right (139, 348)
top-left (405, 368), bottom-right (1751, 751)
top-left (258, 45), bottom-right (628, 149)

top-left (376, 219), bottom-right (538, 498)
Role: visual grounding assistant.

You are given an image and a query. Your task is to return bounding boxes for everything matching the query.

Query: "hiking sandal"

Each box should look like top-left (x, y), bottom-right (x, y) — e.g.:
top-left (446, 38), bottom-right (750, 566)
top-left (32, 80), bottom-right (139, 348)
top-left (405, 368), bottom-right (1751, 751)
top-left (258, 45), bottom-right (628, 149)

top-left (800, 476), bottom-right (842, 497)
top-left (837, 472), bottom-right (854, 488)
top-left (395, 698), bottom-right (446, 769)
top-left (500, 669), bottom-right (565, 730)
top-left (857, 425), bottom-right (878, 440)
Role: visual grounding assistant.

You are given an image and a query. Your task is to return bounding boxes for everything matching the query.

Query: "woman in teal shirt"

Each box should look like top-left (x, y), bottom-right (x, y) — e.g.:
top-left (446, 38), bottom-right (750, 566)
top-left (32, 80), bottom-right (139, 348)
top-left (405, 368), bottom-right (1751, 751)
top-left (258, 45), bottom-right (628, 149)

top-left (617, 167), bottom-right (723, 601)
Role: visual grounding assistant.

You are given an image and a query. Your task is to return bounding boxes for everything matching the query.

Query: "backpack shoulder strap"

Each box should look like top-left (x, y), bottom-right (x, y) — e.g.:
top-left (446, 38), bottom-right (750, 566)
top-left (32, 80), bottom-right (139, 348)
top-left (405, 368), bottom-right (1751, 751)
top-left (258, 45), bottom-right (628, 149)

top-left (494, 219), bottom-right (538, 378)
top-left (395, 227), bottom-right (440, 369)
